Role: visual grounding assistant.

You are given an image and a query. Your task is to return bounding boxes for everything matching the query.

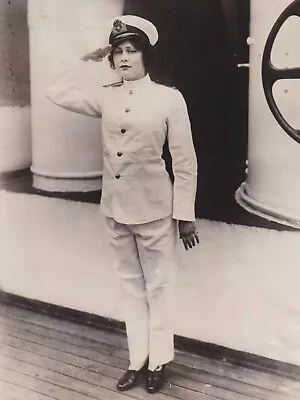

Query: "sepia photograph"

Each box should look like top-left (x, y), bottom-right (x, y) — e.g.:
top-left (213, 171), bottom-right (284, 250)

top-left (0, 0), bottom-right (300, 398)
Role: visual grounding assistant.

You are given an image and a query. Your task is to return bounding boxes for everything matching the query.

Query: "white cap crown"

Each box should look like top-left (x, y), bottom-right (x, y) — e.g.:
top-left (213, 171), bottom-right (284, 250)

top-left (108, 15), bottom-right (158, 46)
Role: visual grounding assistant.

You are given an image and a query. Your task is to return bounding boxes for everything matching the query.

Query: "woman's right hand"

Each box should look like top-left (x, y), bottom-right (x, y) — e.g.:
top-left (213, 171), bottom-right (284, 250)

top-left (81, 45), bottom-right (112, 62)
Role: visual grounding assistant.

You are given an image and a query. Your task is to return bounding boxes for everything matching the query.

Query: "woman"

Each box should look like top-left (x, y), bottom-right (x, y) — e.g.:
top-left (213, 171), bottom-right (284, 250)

top-left (46, 15), bottom-right (199, 394)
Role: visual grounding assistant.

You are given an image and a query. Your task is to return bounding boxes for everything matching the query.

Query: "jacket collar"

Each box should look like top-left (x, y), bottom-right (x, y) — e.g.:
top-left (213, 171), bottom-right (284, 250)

top-left (122, 74), bottom-right (151, 90)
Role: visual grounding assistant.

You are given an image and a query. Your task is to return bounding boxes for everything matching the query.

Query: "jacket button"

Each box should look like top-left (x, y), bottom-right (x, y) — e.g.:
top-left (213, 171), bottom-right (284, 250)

top-left (115, 174), bottom-right (121, 179)
top-left (117, 152), bottom-right (123, 157)
top-left (121, 128), bottom-right (126, 134)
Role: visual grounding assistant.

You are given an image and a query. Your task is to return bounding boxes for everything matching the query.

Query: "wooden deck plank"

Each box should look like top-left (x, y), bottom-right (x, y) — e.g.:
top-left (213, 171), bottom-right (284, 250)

top-left (0, 312), bottom-right (115, 354)
top-left (0, 323), bottom-right (298, 400)
top-left (0, 334), bottom-right (219, 400)
top-left (0, 324), bottom-right (220, 399)
top-left (0, 338), bottom-right (276, 400)
top-left (0, 333), bottom-right (124, 380)
top-left (113, 346), bottom-right (300, 395)
top-left (0, 321), bottom-right (298, 398)
top-left (1, 305), bottom-right (299, 394)
top-left (2, 396), bottom-right (18, 400)
top-left (0, 315), bottom-right (114, 355)
top-left (172, 348), bottom-right (300, 389)
top-left (1, 396), bottom-right (17, 400)
top-left (0, 340), bottom-right (220, 400)
top-left (0, 304), bottom-right (127, 347)
top-left (0, 343), bottom-right (173, 400)
top-left (114, 344), bottom-right (300, 394)
top-left (0, 387), bottom-right (20, 400)
top-left (169, 363), bottom-right (298, 400)
top-left (0, 303), bottom-right (299, 400)
top-left (0, 380), bottom-right (54, 400)
top-left (0, 354), bottom-right (219, 400)
top-left (0, 363), bottom-right (133, 400)
top-left (0, 339), bottom-right (255, 400)
top-left (0, 324), bottom-right (129, 370)
top-left (1, 309), bottom-right (299, 396)
top-left (173, 352), bottom-right (300, 399)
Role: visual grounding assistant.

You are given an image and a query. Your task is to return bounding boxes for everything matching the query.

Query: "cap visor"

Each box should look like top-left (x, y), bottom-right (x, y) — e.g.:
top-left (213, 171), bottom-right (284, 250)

top-left (111, 32), bottom-right (147, 45)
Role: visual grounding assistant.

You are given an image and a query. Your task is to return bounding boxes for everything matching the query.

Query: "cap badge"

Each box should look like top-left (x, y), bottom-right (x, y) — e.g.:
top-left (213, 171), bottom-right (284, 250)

top-left (112, 19), bottom-right (128, 35)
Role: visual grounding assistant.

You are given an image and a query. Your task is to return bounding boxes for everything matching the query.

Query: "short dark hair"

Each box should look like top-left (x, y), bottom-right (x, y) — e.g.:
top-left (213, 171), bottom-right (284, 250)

top-left (108, 36), bottom-right (153, 71)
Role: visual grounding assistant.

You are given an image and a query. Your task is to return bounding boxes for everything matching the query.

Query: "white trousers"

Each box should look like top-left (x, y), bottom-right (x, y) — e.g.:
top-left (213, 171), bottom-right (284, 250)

top-left (105, 216), bottom-right (178, 371)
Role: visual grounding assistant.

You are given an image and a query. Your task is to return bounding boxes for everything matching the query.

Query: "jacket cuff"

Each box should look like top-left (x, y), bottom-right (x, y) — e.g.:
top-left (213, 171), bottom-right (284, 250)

top-left (172, 209), bottom-right (195, 222)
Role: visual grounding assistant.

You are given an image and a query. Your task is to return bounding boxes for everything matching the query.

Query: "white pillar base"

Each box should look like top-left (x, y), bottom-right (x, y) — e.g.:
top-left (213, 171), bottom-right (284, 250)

top-left (236, 183), bottom-right (300, 229)
top-left (32, 173), bottom-right (102, 192)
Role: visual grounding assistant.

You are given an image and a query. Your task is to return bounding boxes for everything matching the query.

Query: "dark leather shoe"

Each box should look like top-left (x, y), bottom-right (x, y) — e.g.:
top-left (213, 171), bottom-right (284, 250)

top-left (147, 364), bottom-right (166, 394)
top-left (117, 369), bottom-right (140, 391)
top-left (117, 361), bottom-right (148, 392)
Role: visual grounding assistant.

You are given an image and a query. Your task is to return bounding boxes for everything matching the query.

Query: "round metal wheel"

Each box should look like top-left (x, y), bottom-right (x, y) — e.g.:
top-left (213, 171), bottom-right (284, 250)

top-left (262, 0), bottom-right (300, 143)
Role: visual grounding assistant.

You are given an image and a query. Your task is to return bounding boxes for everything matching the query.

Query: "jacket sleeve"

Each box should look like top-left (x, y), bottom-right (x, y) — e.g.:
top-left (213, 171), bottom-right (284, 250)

top-left (46, 60), bottom-right (102, 118)
top-left (167, 89), bottom-right (198, 221)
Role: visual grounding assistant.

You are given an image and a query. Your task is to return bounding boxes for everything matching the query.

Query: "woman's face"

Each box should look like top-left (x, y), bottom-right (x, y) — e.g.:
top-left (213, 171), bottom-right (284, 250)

top-left (112, 40), bottom-right (146, 81)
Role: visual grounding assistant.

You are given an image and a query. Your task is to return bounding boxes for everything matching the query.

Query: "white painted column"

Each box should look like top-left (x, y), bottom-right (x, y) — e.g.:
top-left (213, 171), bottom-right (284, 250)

top-left (0, 0), bottom-right (31, 176)
top-left (236, 0), bottom-right (300, 228)
top-left (28, 0), bottom-right (124, 192)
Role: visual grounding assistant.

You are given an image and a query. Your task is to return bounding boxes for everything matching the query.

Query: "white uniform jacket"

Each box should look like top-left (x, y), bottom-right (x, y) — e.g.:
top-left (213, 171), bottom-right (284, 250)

top-left (46, 62), bottom-right (198, 224)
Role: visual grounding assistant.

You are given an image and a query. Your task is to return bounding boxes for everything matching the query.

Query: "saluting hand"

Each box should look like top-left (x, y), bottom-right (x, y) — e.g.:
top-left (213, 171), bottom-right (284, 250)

top-left (81, 45), bottom-right (112, 62)
top-left (179, 220), bottom-right (199, 251)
